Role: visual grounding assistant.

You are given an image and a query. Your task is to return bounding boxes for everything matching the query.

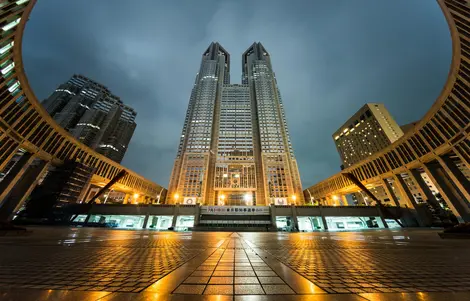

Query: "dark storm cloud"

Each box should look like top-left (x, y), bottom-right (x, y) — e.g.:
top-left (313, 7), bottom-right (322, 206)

top-left (22, 0), bottom-right (451, 188)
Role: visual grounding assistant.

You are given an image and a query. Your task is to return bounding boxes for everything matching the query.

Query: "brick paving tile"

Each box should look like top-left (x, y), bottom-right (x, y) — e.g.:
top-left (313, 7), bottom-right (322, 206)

top-left (262, 284), bottom-right (295, 294)
top-left (235, 284), bottom-right (265, 295)
top-left (174, 284), bottom-right (206, 294)
top-left (204, 285), bottom-right (233, 295)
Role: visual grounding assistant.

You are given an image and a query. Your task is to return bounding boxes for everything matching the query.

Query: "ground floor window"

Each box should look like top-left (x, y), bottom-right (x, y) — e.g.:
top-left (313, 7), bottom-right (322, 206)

top-left (384, 219), bottom-right (402, 228)
top-left (71, 215), bottom-right (87, 223)
top-left (176, 215), bottom-right (194, 231)
top-left (325, 216), bottom-right (385, 231)
top-left (276, 216), bottom-right (295, 231)
top-left (147, 215), bottom-right (173, 230)
top-left (298, 216), bottom-right (324, 231)
top-left (88, 215), bottom-right (145, 229)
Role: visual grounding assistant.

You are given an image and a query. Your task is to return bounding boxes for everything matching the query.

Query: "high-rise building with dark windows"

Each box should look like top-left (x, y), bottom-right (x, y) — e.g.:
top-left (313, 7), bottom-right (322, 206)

top-left (42, 74), bottom-right (137, 163)
top-left (168, 42), bottom-right (303, 206)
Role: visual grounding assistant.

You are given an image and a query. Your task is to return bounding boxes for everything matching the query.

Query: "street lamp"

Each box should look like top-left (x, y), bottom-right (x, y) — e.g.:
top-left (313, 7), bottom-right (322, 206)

top-left (133, 193), bottom-right (139, 204)
top-left (219, 194), bottom-right (226, 206)
top-left (244, 193), bottom-right (252, 205)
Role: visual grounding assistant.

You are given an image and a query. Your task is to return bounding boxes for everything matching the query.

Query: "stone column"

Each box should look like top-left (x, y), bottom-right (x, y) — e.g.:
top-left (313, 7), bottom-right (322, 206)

top-left (423, 161), bottom-right (470, 223)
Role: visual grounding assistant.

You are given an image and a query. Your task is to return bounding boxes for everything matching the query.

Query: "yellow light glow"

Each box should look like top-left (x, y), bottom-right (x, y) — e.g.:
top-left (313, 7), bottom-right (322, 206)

top-left (223, 174), bottom-right (228, 178)
top-left (133, 193), bottom-right (139, 199)
top-left (292, 195), bottom-right (297, 201)
top-left (332, 195), bottom-right (338, 200)
top-left (174, 193), bottom-right (179, 200)
top-left (220, 194), bottom-right (226, 200)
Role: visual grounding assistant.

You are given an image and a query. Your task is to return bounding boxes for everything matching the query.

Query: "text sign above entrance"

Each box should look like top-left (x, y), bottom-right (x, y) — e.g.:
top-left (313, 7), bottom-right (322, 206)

top-left (201, 206), bottom-right (270, 215)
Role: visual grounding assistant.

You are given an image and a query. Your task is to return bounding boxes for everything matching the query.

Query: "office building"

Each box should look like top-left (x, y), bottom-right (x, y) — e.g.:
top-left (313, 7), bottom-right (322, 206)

top-left (42, 75), bottom-right (137, 163)
top-left (168, 42), bottom-right (303, 206)
top-left (333, 103), bottom-right (404, 168)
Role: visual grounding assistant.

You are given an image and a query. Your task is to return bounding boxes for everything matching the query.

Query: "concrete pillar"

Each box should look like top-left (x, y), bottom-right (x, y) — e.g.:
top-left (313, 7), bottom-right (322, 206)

top-left (142, 213), bottom-right (150, 229)
top-left (171, 203), bottom-right (179, 229)
top-left (269, 204), bottom-right (277, 227)
top-left (438, 156), bottom-right (470, 204)
top-left (194, 203), bottom-right (201, 226)
top-left (0, 159), bottom-right (50, 221)
top-left (376, 205), bottom-right (389, 228)
top-left (424, 161), bottom-right (470, 223)
top-left (291, 204), bottom-right (299, 232)
top-left (394, 174), bottom-right (429, 227)
top-left (409, 169), bottom-right (445, 215)
top-left (318, 205), bottom-right (328, 230)
top-left (383, 178), bottom-right (401, 207)
top-left (0, 153), bottom-right (34, 204)
top-left (123, 194), bottom-right (130, 204)
top-left (340, 195), bottom-right (348, 206)
top-left (393, 174), bottom-right (415, 208)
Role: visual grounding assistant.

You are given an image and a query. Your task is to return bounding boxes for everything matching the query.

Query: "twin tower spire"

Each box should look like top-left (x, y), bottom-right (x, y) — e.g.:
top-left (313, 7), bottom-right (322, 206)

top-left (168, 41), bottom-right (303, 206)
top-left (203, 42), bottom-right (271, 83)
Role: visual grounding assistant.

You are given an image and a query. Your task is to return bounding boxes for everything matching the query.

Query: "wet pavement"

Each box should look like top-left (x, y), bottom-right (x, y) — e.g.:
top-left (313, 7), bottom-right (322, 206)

top-left (0, 227), bottom-right (469, 300)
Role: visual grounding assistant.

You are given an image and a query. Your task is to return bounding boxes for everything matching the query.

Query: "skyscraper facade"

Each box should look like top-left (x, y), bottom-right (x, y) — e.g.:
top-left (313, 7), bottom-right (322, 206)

top-left (168, 42), bottom-right (303, 206)
top-left (333, 103), bottom-right (404, 168)
top-left (42, 75), bottom-right (137, 163)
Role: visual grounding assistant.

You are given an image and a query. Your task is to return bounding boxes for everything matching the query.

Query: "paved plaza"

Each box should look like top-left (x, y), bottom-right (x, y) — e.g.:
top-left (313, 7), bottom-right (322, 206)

top-left (0, 227), bottom-right (469, 300)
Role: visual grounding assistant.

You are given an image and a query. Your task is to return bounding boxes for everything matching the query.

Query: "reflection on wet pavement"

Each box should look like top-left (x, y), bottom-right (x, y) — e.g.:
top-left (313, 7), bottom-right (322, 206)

top-left (0, 227), bottom-right (469, 300)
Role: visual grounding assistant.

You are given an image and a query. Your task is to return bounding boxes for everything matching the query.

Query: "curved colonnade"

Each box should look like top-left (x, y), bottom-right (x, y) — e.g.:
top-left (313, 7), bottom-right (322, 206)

top-left (0, 0), bottom-right (164, 217)
top-left (305, 0), bottom-right (470, 223)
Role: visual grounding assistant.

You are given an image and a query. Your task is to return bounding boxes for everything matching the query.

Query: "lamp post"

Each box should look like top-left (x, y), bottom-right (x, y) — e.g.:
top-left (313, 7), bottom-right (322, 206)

top-left (174, 193), bottom-right (179, 204)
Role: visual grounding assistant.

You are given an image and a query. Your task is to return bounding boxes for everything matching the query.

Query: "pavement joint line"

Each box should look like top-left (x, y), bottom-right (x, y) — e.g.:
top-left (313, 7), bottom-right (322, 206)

top-left (239, 233), bottom-right (327, 295)
top-left (143, 237), bottom-right (230, 294)
top-left (2, 228), bottom-right (470, 298)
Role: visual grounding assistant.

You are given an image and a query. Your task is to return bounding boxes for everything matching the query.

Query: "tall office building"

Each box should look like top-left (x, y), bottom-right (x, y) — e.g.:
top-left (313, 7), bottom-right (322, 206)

top-left (168, 42), bottom-right (303, 206)
top-left (333, 103), bottom-right (404, 168)
top-left (42, 75), bottom-right (137, 163)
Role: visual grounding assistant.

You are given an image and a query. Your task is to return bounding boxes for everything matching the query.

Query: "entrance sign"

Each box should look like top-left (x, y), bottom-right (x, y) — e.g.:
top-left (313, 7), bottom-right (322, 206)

top-left (183, 197), bottom-right (196, 205)
top-left (274, 198), bottom-right (287, 205)
top-left (201, 206), bottom-right (270, 215)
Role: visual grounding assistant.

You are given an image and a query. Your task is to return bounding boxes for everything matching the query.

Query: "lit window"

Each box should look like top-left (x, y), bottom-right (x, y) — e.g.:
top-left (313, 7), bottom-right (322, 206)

top-left (2, 18), bottom-right (21, 32)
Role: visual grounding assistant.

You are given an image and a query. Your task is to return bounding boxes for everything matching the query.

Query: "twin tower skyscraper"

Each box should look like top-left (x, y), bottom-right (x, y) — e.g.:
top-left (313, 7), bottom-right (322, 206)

top-left (168, 42), bottom-right (303, 206)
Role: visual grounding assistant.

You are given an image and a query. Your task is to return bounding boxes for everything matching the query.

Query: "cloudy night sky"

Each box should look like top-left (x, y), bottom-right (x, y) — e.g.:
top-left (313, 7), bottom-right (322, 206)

top-left (22, 0), bottom-right (451, 188)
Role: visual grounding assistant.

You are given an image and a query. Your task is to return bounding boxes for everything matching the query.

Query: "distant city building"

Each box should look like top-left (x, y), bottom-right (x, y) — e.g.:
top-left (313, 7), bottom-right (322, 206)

top-left (334, 104), bottom-right (470, 208)
top-left (42, 75), bottom-right (137, 163)
top-left (168, 42), bottom-right (303, 206)
top-left (333, 103), bottom-right (404, 168)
